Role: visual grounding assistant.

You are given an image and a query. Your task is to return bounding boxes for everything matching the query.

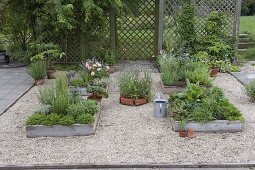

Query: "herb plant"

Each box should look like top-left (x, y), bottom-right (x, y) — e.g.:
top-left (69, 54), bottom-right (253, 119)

top-left (28, 60), bottom-right (47, 80)
top-left (119, 70), bottom-right (152, 100)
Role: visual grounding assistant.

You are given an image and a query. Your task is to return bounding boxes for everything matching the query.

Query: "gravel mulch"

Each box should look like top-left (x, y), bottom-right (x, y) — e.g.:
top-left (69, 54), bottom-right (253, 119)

top-left (0, 61), bottom-right (255, 165)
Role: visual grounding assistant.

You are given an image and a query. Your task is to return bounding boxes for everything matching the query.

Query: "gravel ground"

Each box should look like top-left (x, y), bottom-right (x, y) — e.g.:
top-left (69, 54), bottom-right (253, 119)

top-left (0, 61), bottom-right (255, 165)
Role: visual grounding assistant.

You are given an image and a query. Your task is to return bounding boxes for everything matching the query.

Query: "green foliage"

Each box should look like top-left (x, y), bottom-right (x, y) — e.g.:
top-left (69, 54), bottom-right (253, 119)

top-left (192, 51), bottom-right (209, 62)
top-left (34, 104), bottom-right (51, 115)
top-left (191, 106), bottom-right (213, 123)
top-left (242, 48), bottom-right (255, 60)
top-left (52, 94), bottom-right (69, 115)
top-left (175, 0), bottom-right (196, 49)
top-left (28, 60), bottom-right (47, 80)
top-left (246, 80), bottom-right (255, 98)
top-left (205, 12), bottom-right (227, 41)
top-left (37, 85), bottom-right (55, 105)
top-left (67, 100), bottom-right (98, 116)
top-left (119, 70), bottom-right (152, 100)
top-left (241, 0), bottom-right (255, 16)
top-left (87, 85), bottom-right (109, 99)
top-left (185, 62), bottom-right (211, 86)
top-left (71, 78), bottom-right (88, 87)
top-left (169, 83), bottom-right (244, 123)
top-left (159, 55), bottom-right (181, 86)
top-left (26, 113), bottom-right (61, 126)
top-left (59, 115), bottom-right (75, 126)
top-left (26, 114), bottom-right (47, 125)
top-left (75, 114), bottom-right (94, 124)
top-left (105, 52), bottom-right (116, 66)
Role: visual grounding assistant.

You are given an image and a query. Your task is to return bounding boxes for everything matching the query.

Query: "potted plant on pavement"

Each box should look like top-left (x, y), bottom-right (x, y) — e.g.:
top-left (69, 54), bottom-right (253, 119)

top-left (28, 60), bottom-right (47, 85)
top-left (87, 85), bottom-right (109, 102)
top-left (31, 43), bottom-right (64, 79)
top-left (105, 52), bottom-right (116, 73)
top-left (119, 70), bottom-right (152, 106)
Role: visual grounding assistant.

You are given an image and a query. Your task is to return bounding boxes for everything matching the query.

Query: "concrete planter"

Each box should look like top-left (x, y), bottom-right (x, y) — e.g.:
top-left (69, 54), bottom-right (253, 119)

top-left (160, 81), bottom-right (185, 95)
top-left (26, 108), bottom-right (101, 138)
top-left (171, 118), bottom-right (244, 133)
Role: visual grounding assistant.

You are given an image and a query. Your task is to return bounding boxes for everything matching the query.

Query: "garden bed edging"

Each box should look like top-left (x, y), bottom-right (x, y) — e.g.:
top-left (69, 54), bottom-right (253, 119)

top-left (26, 105), bottom-right (101, 138)
top-left (160, 80), bottom-right (185, 95)
top-left (171, 118), bottom-right (244, 133)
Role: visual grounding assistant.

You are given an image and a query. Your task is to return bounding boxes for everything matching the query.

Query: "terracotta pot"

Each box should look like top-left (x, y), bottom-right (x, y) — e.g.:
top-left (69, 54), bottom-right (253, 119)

top-left (87, 94), bottom-right (102, 102)
top-left (47, 69), bottom-right (56, 79)
top-left (134, 98), bottom-right (148, 106)
top-left (120, 97), bottom-right (134, 106)
top-left (187, 128), bottom-right (196, 138)
top-left (108, 66), bottom-right (116, 74)
top-left (210, 67), bottom-right (219, 77)
top-left (179, 130), bottom-right (187, 137)
top-left (35, 78), bottom-right (45, 86)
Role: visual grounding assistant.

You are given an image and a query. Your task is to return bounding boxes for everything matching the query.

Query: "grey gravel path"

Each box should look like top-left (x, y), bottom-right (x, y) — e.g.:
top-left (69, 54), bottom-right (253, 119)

top-left (0, 62), bottom-right (254, 166)
top-left (0, 67), bottom-right (34, 115)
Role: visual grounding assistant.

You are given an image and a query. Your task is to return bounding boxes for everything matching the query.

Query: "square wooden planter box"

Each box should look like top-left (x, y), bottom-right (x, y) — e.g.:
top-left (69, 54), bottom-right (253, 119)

top-left (170, 118), bottom-right (244, 133)
top-left (26, 106), bottom-right (101, 138)
top-left (160, 80), bottom-right (185, 95)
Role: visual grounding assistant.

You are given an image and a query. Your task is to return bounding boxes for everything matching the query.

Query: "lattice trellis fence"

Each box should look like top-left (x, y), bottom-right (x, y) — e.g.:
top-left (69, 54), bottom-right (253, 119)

top-left (163, 0), bottom-right (241, 49)
top-left (115, 0), bottom-right (156, 60)
top-left (43, 0), bottom-right (241, 64)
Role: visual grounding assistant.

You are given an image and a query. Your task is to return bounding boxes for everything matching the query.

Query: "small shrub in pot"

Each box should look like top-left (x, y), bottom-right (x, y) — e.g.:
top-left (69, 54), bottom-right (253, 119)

top-left (28, 60), bottom-right (47, 85)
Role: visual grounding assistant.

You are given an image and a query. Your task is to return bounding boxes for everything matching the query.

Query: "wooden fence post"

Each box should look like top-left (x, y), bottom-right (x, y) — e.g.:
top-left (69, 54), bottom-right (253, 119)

top-left (155, 0), bottom-right (164, 57)
top-left (110, 6), bottom-right (117, 55)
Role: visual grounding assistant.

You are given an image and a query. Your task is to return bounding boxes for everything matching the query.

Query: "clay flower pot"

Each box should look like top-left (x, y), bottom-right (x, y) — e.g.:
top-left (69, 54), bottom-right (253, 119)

top-left (87, 94), bottom-right (102, 103)
top-left (187, 128), bottom-right (196, 138)
top-left (210, 67), bottom-right (219, 77)
top-left (120, 97), bottom-right (134, 106)
top-left (47, 69), bottom-right (56, 79)
top-left (179, 130), bottom-right (187, 137)
top-left (108, 66), bottom-right (116, 74)
top-left (35, 78), bottom-right (46, 86)
top-left (134, 98), bottom-right (148, 106)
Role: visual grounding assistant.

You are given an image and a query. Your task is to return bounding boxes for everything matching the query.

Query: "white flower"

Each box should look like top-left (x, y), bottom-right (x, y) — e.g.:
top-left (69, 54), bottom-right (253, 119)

top-left (91, 72), bottom-right (95, 76)
top-left (97, 63), bottom-right (102, 67)
top-left (93, 64), bottom-right (97, 67)
top-left (97, 68), bottom-right (102, 71)
top-left (87, 66), bottom-right (92, 70)
top-left (106, 66), bottom-right (110, 70)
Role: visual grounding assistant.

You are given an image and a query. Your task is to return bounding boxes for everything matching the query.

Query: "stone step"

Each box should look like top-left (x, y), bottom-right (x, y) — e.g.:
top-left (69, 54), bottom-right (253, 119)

top-left (238, 42), bottom-right (254, 49)
top-left (237, 48), bottom-right (249, 52)
top-left (239, 33), bottom-right (249, 38)
top-left (238, 37), bottom-right (253, 43)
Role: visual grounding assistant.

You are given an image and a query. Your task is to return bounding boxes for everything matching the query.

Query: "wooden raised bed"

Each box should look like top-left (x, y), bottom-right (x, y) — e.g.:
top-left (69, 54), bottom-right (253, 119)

top-left (170, 118), bottom-right (244, 133)
top-left (26, 105), bottom-right (101, 138)
top-left (160, 80), bottom-right (185, 95)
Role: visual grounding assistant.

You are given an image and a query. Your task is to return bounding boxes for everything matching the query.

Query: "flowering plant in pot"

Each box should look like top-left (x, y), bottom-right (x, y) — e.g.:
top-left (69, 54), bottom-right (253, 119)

top-left (118, 70), bottom-right (152, 106)
top-left (82, 59), bottom-right (109, 80)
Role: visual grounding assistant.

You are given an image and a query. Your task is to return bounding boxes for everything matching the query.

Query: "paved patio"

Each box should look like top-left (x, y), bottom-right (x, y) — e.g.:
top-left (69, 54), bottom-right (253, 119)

top-left (0, 67), bottom-right (34, 115)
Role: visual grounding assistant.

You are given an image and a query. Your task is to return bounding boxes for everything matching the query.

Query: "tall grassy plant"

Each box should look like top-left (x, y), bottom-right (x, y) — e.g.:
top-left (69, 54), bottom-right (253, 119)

top-left (28, 61), bottom-right (47, 80)
top-left (159, 57), bottom-right (180, 86)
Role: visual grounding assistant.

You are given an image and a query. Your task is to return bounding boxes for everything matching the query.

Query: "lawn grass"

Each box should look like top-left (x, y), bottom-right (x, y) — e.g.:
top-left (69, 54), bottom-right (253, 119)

top-left (240, 16), bottom-right (255, 36)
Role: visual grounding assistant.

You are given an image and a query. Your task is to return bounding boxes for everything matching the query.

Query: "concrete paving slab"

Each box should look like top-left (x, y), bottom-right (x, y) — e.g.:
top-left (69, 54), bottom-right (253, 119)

top-left (231, 72), bottom-right (255, 85)
top-left (0, 67), bottom-right (33, 115)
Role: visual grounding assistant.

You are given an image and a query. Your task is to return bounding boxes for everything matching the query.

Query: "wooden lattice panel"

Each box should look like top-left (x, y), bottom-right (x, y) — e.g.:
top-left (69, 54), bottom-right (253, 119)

top-left (116, 0), bottom-right (156, 60)
top-left (164, 0), bottom-right (239, 49)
